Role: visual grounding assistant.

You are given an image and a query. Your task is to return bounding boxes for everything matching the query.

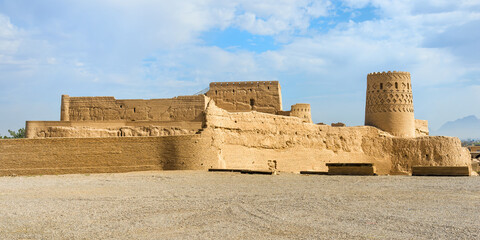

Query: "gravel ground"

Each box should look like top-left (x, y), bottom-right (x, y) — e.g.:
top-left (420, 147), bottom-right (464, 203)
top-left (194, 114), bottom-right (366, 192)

top-left (0, 171), bottom-right (479, 239)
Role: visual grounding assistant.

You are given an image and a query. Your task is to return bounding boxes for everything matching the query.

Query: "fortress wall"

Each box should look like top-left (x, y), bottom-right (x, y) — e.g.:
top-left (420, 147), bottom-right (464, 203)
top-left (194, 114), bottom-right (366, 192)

top-left (205, 81), bottom-right (282, 114)
top-left (390, 136), bottom-right (470, 174)
top-left (25, 121), bottom-right (202, 138)
top-left (0, 135), bottom-right (219, 176)
top-left (2, 102), bottom-right (470, 176)
top-left (204, 100), bottom-right (470, 174)
top-left (63, 95), bottom-right (207, 122)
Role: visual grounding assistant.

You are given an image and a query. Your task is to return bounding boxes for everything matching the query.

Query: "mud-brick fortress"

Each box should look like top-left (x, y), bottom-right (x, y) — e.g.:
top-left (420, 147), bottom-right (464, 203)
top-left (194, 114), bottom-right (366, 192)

top-left (0, 71), bottom-right (472, 176)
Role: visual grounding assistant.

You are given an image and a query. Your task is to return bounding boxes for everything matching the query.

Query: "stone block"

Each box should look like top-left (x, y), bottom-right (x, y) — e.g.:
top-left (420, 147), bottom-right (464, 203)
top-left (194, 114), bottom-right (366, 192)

top-left (326, 163), bottom-right (376, 175)
top-left (208, 168), bottom-right (243, 173)
top-left (411, 166), bottom-right (471, 176)
top-left (299, 171), bottom-right (329, 175)
top-left (240, 170), bottom-right (273, 175)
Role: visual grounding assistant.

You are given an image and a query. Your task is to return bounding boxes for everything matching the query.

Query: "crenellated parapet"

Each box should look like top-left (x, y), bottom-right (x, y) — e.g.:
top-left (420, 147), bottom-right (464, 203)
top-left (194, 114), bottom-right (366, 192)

top-left (367, 70), bottom-right (410, 76)
top-left (209, 81), bottom-right (279, 87)
top-left (365, 71), bottom-right (415, 137)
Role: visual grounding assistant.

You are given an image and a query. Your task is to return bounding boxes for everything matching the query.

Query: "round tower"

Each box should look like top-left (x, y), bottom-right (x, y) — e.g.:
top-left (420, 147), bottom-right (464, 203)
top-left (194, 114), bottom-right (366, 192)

top-left (365, 71), bottom-right (415, 137)
top-left (290, 103), bottom-right (312, 123)
top-left (60, 94), bottom-right (70, 121)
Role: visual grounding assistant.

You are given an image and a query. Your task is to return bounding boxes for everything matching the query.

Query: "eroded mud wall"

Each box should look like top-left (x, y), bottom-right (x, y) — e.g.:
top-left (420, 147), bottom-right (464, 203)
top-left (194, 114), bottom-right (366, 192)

top-left (203, 101), bottom-right (470, 174)
top-left (0, 135), bottom-right (218, 176)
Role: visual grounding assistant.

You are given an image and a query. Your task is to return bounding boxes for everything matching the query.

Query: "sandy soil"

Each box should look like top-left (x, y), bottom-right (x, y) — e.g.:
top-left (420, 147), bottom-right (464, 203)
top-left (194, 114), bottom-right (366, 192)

top-left (0, 171), bottom-right (479, 239)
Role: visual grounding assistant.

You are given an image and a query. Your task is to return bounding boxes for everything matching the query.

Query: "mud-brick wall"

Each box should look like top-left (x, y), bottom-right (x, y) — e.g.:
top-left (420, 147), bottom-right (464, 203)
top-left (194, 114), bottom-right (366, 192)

top-left (205, 81), bottom-right (282, 114)
top-left (0, 135), bottom-right (218, 176)
top-left (62, 95), bottom-right (207, 122)
top-left (203, 101), bottom-right (470, 175)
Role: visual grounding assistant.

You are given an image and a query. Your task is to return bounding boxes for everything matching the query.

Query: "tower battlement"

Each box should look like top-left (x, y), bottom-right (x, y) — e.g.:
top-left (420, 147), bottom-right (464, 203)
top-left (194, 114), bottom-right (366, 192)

top-left (367, 71), bottom-right (411, 82)
top-left (367, 71), bottom-right (410, 76)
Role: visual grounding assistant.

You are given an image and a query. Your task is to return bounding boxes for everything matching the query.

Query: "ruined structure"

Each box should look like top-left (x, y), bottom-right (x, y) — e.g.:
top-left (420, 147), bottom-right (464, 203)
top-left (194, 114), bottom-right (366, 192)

top-left (205, 81), bottom-right (282, 114)
top-left (0, 72), bottom-right (472, 176)
top-left (27, 94), bottom-right (208, 138)
top-left (25, 81), bottom-right (311, 138)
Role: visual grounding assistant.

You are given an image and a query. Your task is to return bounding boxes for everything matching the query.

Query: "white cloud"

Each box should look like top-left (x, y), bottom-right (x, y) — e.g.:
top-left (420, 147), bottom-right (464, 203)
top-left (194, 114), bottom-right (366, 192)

top-left (0, 0), bottom-right (480, 134)
top-left (0, 14), bottom-right (21, 57)
top-left (233, 0), bottom-right (332, 35)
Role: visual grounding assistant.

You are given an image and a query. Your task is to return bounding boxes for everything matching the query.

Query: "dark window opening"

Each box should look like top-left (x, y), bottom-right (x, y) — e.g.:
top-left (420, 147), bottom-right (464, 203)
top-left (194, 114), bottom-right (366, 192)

top-left (120, 105), bottom-right (123, 108)
top-left (133, 108), bottom-right (136, 113)
top-left (395, 82), bottom-right (398, 89)
top-left (380, 83), bottom-right (383, 89)
top-left (215, 90), bottom-right (218, 95)
top-left (267, 86), bottom-right (270, 90)
top-left (250, 99), bottom-right (255, 107)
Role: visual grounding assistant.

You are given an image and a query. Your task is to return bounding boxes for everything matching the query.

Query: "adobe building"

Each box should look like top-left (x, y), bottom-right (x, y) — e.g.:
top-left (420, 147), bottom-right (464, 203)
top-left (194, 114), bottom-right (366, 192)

top-left (365, 71), bottom-right (415, 137)
top-left (205, 81), bottom-right (282, 114)
top-left (0, 72), bottom-right (473, 176)
top-left (24, 81), bottom-right (311, 138)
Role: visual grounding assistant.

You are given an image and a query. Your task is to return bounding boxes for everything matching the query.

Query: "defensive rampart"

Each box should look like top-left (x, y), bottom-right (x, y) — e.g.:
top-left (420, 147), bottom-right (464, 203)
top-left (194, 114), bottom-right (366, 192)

top-left (0, 101), bottom-right (471, 176)
top-left (0, 135), bottom-right (218, 176)
top-left (203, 100), bottom-right (470, 175)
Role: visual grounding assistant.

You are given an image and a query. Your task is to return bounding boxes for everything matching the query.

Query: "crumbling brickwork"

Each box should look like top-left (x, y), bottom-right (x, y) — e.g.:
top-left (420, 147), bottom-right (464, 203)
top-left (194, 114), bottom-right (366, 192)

top-left (62, 95), bottom-right (207, 122)
top-left (205, 81), bottom-right (282, 114)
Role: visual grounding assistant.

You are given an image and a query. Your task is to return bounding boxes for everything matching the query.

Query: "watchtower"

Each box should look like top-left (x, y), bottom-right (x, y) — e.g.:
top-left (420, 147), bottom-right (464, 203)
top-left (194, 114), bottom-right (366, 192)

top-left (60, 94), bottom-right (70, 121)
top-left (290, 103), bottom-right (312, 123)
top-left (365, 71), bottom-right (415, 137)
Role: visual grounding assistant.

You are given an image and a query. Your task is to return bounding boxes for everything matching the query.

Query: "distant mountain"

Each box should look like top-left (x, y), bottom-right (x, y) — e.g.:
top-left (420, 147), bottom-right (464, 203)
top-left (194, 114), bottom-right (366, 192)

top-left (432, 115), bottom-right (480, 140)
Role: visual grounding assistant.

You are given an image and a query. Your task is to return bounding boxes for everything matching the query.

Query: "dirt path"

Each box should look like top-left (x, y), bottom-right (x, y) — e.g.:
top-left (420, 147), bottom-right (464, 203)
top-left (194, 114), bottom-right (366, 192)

top-left (1, 171), bottom-right (479, 239)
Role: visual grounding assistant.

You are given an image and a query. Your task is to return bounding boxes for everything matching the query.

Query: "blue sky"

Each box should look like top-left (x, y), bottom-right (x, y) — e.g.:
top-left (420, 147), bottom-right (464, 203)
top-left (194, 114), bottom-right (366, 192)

top-left (1, 0), bottom-right (480, 136)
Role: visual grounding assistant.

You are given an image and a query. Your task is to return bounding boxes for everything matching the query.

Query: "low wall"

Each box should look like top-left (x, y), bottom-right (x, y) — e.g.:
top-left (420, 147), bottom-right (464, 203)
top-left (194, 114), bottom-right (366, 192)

top-left (0, 135), bottom-right (218, 176)
top-left (26, 121), bottom-right (203, 138)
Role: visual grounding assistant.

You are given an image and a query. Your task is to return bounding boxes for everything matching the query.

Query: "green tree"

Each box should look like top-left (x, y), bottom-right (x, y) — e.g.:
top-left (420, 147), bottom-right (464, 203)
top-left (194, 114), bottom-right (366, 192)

top-left (2, 128), bottom-right (26, 139)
